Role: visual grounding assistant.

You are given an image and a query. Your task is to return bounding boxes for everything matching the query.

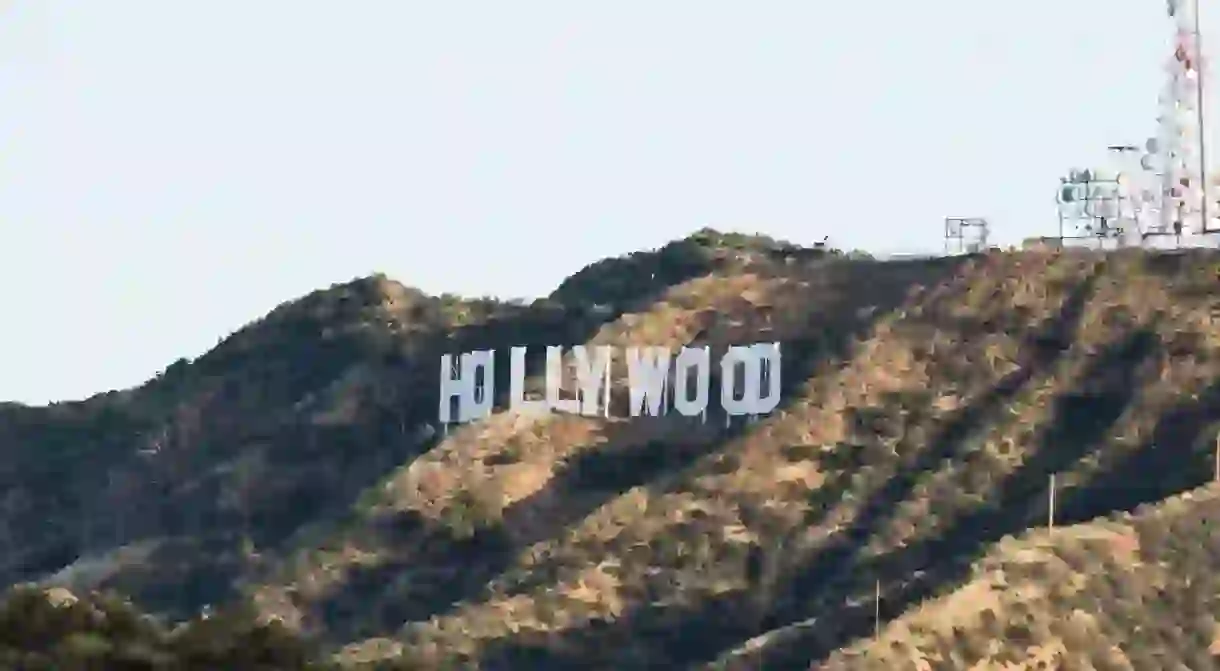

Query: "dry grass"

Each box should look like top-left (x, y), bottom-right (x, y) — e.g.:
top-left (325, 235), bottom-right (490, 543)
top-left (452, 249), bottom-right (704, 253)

top-left (13, 241), bottom-right (1220, 669)
top-left (823, 485), bottom-right (1220, 670)
top-left (327, 248), bottom-right (1220, 668)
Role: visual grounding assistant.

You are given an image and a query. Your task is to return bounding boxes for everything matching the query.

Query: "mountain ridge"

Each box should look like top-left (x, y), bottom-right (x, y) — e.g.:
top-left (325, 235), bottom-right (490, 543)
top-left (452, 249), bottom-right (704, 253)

top-left (4, 233), bottom-right (1220, 668)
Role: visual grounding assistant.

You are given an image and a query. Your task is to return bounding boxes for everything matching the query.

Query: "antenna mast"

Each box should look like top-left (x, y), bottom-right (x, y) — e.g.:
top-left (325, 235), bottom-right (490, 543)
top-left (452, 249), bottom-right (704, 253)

top-left (1158, 0), bottom-right (1212, 234)
top-left (1056, 169), bottom-right (1125, 246)
top-left (1193, 0), bottom-right (1211, 232)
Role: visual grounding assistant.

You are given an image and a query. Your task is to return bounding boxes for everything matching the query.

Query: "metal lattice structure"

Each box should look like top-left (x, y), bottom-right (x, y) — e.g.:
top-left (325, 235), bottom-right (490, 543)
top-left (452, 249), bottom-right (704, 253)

top-left (1042, 0), bottom-right (1215, 247)
top-left (1148, 0), bottom-right (1213, 234)
top-left (1056, 169), bottom-right (1125, 243)
top-left (943, 217), bottom-right (990, 255)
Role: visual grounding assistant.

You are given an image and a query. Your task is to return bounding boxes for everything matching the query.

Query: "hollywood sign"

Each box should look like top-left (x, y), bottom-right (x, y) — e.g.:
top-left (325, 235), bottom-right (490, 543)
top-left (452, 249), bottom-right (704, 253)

top-left (438, 343), bottom-right (781, 423)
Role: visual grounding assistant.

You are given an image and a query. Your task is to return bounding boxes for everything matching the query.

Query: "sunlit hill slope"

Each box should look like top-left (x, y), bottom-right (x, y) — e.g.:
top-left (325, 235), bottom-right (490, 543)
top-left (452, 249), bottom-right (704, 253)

top-left (3, 230), bottom-right (1220, 669)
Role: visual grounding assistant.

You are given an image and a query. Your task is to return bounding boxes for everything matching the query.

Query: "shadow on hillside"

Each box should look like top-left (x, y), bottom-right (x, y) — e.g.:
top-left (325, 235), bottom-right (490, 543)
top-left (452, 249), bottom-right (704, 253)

top-left (25, 264), bottom-right (717, 621)
top-left (714, 328), bottom-right (1220, 668)
top-left (1058, 371), bottom-right (1220, 524)
top-left (311, 417), bottom-right (650, 637)
top-left (316, 359), bottom-right (823, 637)
top-left (803, 261), bottom-right (1104, 546)
top-left (744, 260), bottom-right (1106, 595)
top-left (278, 261), bottom-right (759, 635)
top-left (662, 261), bottom-right (1124, 667)
top-left (454, 255), bottom-right (1220, 668)
top-left (314, 257), bottom-right (974, 644)
top-left (273, 249), bottom-right (736, 521)
top-left (457, 259), bottom-right (975, 666)
top-left (744, 322), bottom-right (1159, 668)
top-left (761, 345), bottom-right (1220, 670)
top-left (472, 258), bottom-right (1149, 667)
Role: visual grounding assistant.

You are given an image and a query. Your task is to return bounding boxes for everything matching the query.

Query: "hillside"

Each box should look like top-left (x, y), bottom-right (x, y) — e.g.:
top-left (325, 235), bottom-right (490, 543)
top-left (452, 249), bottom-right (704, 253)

top-left (819, 483), bottom-right (1220, 670)
top-left (3, 231), bottom-right (1220, 668)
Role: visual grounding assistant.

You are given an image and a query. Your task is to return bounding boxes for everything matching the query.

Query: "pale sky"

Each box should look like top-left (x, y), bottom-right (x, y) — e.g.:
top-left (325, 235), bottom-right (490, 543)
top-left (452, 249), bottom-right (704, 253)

top-left (0, 1), bottom-right (1212, 403)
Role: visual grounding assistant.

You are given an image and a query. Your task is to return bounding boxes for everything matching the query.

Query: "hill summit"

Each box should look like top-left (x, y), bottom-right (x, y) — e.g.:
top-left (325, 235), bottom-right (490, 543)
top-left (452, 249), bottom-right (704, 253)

top-left (4, 231), bottom-right (1220, 669)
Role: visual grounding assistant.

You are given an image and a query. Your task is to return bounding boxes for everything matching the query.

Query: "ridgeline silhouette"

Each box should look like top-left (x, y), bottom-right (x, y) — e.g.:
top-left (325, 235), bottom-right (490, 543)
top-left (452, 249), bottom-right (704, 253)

top-left (3, 230), bottom-right (1220, 668)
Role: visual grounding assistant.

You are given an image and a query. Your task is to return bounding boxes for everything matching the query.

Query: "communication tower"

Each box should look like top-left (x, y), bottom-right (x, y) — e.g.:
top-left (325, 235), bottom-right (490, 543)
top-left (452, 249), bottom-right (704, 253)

top-left (1151, 0), bottom-right (1213, 234)
top-left (1053, 0), bottom-right (1216, 245)
top-left (1109, 144), bottom-right (1158, 241)
top-left (1055, 169), bottom-right (1127, 246)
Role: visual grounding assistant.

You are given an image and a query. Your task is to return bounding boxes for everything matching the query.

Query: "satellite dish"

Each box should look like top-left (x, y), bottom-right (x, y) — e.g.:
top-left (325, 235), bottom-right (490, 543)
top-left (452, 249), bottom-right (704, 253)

top-left (1146, 137), bottom-right (1160, 153)
top-left (1141, 155), bottom-right (1156, 171)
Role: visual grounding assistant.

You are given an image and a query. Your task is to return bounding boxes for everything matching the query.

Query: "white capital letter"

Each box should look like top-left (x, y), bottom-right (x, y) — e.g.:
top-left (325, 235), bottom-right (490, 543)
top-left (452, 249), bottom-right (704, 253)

top-left (626, 347), bottom-right (670, 416)
top-left (751, 342), bottom-right (781, 414)
top-left (673, 346), bottom-right (710, 417)
top-left (545, 346), bottom-right (580, 414)
top-left (719, 344), bottom-right (781, 415)
top-left (438, 354), bottom-right (463, 424)
top-left (573, 345), bottom-right (612, 416)
top-left (438, 350), bottom-right (495, 423)
top-left (509, 347), bottom-right (547, 416)
top-left (720, 346), bottom-right (756, 416)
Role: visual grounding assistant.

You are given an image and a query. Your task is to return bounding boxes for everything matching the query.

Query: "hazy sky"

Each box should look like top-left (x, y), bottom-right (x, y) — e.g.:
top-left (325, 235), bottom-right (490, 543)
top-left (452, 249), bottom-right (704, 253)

top-left (0, 1), bottom-right (1213, 403)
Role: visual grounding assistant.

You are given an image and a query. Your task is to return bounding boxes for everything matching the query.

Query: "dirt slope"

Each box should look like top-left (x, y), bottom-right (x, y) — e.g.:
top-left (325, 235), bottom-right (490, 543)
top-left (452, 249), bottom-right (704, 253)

top-left (819, 483), bottom-right (1220, 670)
top-left (4, 234), bottom-right (1220, 669)
top-left (332, 248), bottom-right (1220, 668)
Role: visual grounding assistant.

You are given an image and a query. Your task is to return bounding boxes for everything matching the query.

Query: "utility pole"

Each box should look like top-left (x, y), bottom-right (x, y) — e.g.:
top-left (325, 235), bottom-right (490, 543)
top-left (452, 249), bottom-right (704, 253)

top-left (1047, 474), bottom-right (1056, 531)
top-left (1213, 430), bottom-right (1219, 483)
top-left (874, 579), bottom-right (881, 641)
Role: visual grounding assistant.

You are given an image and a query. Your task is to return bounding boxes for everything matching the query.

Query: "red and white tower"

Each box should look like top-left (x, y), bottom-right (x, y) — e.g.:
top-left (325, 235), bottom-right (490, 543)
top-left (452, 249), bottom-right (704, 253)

top-left (1154, 0), bottom-right (1211, 234)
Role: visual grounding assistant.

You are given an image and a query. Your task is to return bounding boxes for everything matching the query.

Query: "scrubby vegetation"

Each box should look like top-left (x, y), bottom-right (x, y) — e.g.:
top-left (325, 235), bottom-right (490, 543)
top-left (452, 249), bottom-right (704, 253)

top-left (823, 485), bottom-right (1220, 670)
top-left (3, 231), bottom-right (1220, 668)
top-left (0, 584), bottom-right (328, 669)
